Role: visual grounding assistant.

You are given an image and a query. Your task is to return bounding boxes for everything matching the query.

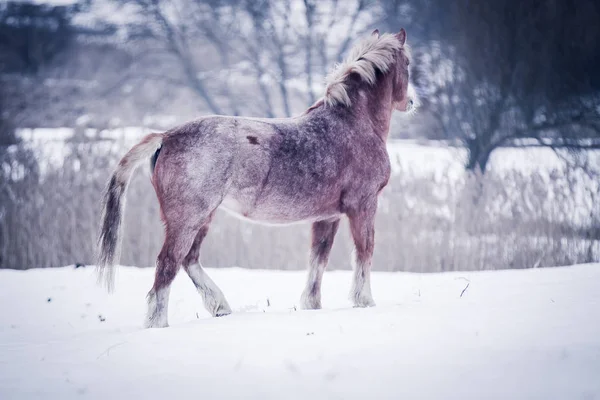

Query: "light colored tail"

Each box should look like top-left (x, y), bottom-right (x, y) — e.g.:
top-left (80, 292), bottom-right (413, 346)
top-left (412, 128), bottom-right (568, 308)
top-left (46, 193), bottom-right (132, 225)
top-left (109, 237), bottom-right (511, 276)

top-left (97, 133), bottom-right (163, 291)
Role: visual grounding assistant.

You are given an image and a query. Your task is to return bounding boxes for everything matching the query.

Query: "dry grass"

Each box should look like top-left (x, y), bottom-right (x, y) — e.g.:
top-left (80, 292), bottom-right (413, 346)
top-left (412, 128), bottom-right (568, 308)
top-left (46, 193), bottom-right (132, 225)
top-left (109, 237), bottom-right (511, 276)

top-left (1, 139), bottom-right (598, 271)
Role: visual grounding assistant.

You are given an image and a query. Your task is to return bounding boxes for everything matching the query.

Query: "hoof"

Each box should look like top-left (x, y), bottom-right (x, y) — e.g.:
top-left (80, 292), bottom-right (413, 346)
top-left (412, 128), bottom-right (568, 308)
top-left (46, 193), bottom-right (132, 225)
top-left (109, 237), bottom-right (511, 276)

top-left (351, 294), bottom-right (376, 308)
top-left (353, 301), bottom-right (376, 308)
top-left (212, 302), bottom-right (232, 318)
top-left (144, 319), bottom-right (169, 329)
top-left (215, 309), bottom-right (231, 317)
top-left (300, 292), bottom-right (322, 310)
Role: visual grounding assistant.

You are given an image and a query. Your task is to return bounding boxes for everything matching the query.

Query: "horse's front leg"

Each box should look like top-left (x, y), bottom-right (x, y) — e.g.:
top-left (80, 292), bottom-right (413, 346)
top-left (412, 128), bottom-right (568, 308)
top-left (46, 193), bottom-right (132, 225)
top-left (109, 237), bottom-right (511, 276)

top-left (300, 218), bottom-right (340, 310)
top-left (347, 199), bottom-right (378, 307)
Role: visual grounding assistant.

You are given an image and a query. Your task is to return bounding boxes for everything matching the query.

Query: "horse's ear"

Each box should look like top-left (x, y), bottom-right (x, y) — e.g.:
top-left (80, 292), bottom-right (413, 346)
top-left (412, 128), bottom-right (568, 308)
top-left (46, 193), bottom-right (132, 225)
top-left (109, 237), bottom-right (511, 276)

top-left (396, 28), bottom-right (406, 45)
top-left (371, 29), bottom-right (380, 38)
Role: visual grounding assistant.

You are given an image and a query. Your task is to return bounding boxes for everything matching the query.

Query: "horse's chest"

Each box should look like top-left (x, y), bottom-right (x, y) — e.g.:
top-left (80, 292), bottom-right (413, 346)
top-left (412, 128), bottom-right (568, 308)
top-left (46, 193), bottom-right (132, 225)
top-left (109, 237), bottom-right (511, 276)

top-left (347, 147), bottom-right (391, 187)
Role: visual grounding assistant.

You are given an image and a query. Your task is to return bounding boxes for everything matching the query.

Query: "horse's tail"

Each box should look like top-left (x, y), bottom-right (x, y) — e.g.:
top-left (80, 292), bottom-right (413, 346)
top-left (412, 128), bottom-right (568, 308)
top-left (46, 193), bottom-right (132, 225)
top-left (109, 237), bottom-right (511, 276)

top-left (97, 133), bottom-right (163, 291)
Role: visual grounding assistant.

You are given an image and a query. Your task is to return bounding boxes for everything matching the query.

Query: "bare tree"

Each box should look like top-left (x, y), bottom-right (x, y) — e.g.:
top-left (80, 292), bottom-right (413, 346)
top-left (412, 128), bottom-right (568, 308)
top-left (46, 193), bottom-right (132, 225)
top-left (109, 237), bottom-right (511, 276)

top-left (453, 0), bottom-right (600, 172)
top-left (102, 0), bottom-right (379, 118)
top-left (386, 0), bottom-right (600, 172)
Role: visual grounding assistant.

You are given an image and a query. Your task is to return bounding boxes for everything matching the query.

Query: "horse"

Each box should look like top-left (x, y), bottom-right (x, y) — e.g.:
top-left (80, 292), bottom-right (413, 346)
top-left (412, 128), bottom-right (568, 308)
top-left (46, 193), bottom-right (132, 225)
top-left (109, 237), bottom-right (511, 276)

top-left (97, 29), bottom-right (414, 328)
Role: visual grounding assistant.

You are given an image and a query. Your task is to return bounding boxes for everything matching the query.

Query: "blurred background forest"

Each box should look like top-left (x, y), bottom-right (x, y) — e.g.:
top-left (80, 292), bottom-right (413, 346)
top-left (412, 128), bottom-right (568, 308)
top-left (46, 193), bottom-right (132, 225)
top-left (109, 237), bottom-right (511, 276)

top-left (1, 0), bottom-right (599, 272)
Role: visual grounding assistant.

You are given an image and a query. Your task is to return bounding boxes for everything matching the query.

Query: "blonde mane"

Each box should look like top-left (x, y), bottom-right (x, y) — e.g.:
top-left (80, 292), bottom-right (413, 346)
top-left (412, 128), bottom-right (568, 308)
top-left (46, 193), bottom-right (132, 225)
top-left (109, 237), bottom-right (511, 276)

top-left (324, 33), bottom-right (410, 107)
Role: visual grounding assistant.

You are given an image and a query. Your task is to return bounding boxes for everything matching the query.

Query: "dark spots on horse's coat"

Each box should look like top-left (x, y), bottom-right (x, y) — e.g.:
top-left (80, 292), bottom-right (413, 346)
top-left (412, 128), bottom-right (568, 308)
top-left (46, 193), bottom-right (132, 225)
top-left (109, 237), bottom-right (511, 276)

top-left (246, 135), bottom-right (259, 145)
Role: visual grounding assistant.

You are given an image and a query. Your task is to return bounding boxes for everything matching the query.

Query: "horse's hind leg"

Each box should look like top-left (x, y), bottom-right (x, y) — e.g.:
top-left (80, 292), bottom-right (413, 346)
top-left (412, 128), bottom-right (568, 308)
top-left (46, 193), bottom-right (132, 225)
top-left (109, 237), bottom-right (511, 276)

top-left (145, 224), bottom-right (199, 328)
top-left (300, 218), bottom-right (340, 309)
top-left (183, 214), bottom-right (232, 317)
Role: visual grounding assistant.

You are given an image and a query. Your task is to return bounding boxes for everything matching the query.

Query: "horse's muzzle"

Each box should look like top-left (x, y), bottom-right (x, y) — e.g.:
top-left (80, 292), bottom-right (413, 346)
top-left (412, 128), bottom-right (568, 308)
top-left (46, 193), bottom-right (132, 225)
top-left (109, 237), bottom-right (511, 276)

top-left (396, 98), bottom-right (414, 112)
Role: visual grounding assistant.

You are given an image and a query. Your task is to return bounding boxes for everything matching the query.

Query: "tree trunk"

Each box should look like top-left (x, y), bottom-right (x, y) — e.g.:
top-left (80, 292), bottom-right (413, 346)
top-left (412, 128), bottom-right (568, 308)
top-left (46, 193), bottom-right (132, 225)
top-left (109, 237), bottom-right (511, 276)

top-left (465, 137), bottom-right (492, 173)
top-left (303, 0), bottom-right (316, 105)
top-left (277, 54), bottom-right (292, 117)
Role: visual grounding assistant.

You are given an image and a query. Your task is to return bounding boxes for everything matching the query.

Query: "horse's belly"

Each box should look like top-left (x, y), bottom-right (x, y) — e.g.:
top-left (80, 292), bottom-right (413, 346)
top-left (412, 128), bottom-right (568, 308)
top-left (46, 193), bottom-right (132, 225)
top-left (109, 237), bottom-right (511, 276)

top-left (219, 194), bottom-right (339, 226)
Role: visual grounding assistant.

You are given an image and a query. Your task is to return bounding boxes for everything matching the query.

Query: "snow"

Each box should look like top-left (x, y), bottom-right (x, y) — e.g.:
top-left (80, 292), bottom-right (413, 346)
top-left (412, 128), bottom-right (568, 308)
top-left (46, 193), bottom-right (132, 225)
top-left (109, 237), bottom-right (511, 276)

top-left (1, 264), bottom-right (599, 399)
top-left (386, 139), bottom-right (594, 178)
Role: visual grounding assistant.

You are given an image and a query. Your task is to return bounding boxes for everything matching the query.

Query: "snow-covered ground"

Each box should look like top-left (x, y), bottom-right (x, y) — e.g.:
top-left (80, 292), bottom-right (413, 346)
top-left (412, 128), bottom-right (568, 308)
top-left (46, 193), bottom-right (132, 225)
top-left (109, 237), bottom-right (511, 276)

top-left (1, 265), bottom-right (599, 399)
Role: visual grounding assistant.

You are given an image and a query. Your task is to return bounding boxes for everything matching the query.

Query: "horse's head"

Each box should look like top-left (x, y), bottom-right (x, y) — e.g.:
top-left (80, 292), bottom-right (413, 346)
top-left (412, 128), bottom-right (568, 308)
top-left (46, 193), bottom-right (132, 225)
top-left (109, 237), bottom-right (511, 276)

top-left (322, 29), bottom-right (416, 114)
top-left (385, 28), bottom-right (414, 113)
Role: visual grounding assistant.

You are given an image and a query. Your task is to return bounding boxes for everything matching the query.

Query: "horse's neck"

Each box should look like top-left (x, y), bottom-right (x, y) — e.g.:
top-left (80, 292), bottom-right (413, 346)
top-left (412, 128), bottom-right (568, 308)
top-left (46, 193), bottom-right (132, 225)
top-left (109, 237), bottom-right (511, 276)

top-left (352, 73), bottom-right (395, 141)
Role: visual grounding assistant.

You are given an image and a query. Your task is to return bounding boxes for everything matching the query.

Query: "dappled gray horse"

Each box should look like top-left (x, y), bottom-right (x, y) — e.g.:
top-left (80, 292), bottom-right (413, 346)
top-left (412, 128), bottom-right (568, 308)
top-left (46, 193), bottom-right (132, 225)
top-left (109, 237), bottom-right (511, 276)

top-left (98, 29), bottom-right (414, 328)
